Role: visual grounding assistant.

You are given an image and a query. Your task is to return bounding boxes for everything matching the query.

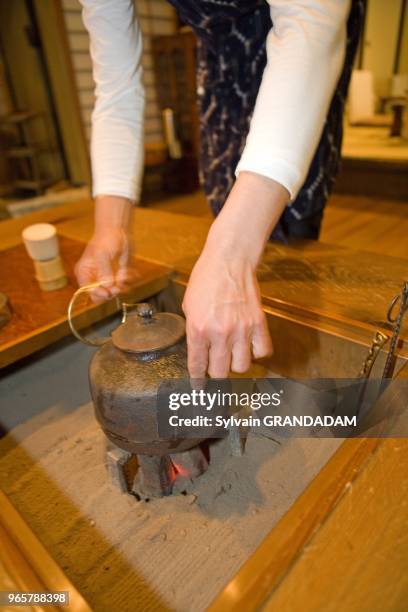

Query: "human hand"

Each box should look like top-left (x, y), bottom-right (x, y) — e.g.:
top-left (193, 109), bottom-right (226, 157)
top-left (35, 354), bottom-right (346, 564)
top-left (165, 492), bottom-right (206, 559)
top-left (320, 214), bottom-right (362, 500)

top-left (183, 243), bottom-right (272, 378)
top-left (182, 172), bottom-right (289, 378)
top-left (75, 195), bottom-right (134, 302)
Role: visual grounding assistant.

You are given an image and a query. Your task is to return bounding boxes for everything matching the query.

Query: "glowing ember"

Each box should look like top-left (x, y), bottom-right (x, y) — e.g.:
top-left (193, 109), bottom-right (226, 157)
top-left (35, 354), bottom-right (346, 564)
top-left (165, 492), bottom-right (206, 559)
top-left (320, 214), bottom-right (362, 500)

top-left (131, 447), bottom-right (209, 499)
top-left (171, 461), bottom-right (190, 478)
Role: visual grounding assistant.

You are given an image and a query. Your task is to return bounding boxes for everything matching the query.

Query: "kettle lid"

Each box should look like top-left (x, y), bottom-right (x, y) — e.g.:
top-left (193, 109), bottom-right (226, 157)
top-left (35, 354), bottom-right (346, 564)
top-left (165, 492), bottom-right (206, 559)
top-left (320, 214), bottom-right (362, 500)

top-left (111, 303), bottom-right (185, 354)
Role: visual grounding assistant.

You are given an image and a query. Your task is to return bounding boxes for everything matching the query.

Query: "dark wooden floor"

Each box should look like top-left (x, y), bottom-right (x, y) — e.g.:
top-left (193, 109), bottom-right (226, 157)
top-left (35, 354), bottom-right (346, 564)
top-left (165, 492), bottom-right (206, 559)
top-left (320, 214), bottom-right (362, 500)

top-left (152, 191), bottom-right (408, 260)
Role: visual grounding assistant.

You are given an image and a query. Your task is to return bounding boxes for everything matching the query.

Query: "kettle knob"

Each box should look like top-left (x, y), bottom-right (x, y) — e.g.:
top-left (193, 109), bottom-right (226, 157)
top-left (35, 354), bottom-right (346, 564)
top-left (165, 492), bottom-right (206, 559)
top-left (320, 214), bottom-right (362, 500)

top-left (136, 303), bottom-right (154, 319)
top-left (121, 301), bottom-right (155, 323)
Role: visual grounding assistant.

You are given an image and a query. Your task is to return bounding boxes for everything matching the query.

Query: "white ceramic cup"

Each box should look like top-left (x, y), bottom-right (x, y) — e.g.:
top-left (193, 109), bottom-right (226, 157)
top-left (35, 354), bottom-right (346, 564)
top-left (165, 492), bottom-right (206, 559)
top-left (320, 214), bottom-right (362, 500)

top-left (22, 223), bottom-right (59, 261)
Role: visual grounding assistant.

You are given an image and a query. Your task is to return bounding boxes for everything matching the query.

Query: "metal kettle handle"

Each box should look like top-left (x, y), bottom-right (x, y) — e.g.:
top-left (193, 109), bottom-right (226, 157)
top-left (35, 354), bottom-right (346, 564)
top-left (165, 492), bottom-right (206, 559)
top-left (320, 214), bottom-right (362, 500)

top-left (67, 281), bottom-right (115, 347)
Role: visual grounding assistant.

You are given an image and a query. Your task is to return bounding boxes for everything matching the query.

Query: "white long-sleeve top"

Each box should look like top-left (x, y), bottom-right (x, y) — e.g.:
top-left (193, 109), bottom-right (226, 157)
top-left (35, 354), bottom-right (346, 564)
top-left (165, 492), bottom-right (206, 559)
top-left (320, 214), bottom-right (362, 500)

top-left (80, 0), bottom-right (350, 203)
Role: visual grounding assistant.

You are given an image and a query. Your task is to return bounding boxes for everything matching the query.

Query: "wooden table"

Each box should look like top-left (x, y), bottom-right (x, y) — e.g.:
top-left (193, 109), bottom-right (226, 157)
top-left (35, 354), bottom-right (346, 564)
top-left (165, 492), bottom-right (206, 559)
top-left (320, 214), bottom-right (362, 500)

top-left (0, 236), bottom-right (170, 369)
top-left (0, 199), bottom-right (170, 369)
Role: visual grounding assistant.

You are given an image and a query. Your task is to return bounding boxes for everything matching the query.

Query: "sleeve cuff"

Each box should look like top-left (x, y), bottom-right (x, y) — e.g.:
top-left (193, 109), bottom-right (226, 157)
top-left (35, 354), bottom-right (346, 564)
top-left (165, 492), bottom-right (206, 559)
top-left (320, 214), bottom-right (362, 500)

top-left (91, 181), bottom-right (140, 204)
top-left (235, 149), bottom-right (302, 202)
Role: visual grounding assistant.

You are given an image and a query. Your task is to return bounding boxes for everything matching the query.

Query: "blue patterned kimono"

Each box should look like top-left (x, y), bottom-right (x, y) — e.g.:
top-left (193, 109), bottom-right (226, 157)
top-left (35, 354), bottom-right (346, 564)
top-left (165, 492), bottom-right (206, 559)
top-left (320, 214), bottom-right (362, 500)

top-left (167, 0), bottom-right (365, 240)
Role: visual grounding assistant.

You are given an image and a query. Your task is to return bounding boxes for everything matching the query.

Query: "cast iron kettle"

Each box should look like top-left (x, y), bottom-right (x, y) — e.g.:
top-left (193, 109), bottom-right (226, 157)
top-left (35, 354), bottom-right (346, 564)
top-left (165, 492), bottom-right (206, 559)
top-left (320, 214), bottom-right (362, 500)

top-left (68, 284), bottom-right (198, 455)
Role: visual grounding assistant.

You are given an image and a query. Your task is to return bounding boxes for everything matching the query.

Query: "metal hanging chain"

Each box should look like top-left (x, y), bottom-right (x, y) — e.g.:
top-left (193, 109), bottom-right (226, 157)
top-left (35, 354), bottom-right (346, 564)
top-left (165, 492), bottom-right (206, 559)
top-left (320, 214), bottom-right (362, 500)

top-left (382, 281), bottom-right (408, 381)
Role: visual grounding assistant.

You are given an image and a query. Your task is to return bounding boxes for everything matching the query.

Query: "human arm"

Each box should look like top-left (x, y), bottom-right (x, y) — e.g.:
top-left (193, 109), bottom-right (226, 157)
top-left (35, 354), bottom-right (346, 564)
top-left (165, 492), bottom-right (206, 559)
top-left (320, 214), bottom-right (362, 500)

top-left (75, 0), bottom-right (143, 299)
top-left (183, 0), bottom-right (351, 378)
top-left (183, 172), bottom-right (287, 378)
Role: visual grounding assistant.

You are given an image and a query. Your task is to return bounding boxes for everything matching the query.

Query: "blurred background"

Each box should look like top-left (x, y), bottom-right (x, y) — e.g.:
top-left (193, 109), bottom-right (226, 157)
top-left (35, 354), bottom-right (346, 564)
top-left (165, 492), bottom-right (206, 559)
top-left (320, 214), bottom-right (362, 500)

top-left (0, 0), bottom-right (406, 238)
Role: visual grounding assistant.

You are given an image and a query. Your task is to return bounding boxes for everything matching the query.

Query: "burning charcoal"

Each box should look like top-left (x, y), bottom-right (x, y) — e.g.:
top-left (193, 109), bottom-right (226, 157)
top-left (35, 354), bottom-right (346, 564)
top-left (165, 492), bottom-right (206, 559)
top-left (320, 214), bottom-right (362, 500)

top-left (132, 454), bottom-right (175, 499)
top-left (107, 443), bottom-right (210, 499)
top-left (170, 446), bottom-right (209, 478)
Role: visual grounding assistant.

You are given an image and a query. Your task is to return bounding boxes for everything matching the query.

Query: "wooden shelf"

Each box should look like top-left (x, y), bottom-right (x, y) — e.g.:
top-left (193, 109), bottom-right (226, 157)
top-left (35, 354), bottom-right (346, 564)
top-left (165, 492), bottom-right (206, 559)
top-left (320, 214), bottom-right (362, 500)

top-left (6, 144), bottom-right (50, 159)
top-left (12, 178), bottom-right (54, 191)
top-left (0, 110), bottom-right (41, 125)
